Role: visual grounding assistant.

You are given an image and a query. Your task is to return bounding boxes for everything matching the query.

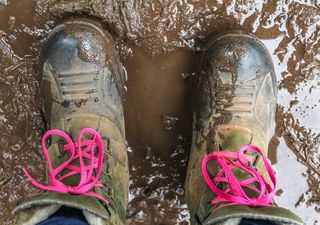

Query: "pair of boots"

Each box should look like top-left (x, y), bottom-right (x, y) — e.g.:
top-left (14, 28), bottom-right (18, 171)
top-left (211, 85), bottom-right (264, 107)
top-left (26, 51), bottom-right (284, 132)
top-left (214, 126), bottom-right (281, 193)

top-left (12, 19), bottom-right (303, 225)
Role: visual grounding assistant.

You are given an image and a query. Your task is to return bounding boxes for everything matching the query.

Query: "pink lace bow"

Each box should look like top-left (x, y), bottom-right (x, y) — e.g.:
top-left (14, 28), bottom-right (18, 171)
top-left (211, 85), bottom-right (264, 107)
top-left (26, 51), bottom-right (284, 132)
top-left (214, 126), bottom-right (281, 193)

top-left (201, 145), bottom-right (276, 210)
top-left (23, 128), bottom-right (109, 203)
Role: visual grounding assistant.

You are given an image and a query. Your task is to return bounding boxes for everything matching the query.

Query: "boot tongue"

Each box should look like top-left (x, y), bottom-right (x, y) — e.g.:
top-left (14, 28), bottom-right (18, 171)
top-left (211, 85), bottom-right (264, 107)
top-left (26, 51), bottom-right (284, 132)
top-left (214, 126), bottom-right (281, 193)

top-left (48, 114), bottom-right (119, 186)
top-left (47, 127), bottom-right (94, 187)
top-left (14, 120), bottom-right (111, 224)
top-left (213, 125), bottom-right (268, 198)
top-left (14, 130), bottom-right (110, 224)
top-left (215, 125), bottom-right (266, 152)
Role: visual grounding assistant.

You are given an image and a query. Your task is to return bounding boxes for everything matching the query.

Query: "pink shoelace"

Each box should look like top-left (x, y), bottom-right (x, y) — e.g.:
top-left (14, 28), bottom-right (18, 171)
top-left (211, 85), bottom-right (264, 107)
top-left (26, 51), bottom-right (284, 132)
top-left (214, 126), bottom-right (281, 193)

top-left (22, 128), bottom-right (109, 203)
top-left (202, 145), bottom-right (276, 210)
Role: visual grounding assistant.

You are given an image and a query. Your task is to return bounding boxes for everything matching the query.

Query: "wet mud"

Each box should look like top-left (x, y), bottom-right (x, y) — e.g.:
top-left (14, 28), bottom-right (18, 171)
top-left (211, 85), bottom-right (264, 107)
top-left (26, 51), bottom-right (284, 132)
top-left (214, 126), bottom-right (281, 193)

top-left (0, 0), bottom-right (320, 224)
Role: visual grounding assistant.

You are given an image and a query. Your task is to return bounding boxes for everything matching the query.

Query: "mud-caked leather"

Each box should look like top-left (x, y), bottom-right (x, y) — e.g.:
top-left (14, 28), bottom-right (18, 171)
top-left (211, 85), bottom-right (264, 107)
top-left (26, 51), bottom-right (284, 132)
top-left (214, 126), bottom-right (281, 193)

top-left (13, 19), bottom-right (128, 225)
top-left (185, 31), bottom-right (304, 225)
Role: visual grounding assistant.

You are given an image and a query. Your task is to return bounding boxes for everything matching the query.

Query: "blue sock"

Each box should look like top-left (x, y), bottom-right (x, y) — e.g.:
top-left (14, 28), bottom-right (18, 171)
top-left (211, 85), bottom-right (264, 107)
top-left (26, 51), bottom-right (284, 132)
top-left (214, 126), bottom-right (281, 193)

top-left (37, 206), bottom-right (89, 225)
top-left (240, 219), bottom-right (279, 225)
top-left (37, 216), bottom-right (89, 225)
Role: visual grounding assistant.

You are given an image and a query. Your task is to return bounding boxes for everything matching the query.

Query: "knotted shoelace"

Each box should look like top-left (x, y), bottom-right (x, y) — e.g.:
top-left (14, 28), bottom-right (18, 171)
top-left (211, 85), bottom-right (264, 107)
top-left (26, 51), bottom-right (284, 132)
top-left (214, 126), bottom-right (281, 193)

top-left (202, 145), bottom-right (276, 210)
top-left (22, 128), bottom-right (109, 203)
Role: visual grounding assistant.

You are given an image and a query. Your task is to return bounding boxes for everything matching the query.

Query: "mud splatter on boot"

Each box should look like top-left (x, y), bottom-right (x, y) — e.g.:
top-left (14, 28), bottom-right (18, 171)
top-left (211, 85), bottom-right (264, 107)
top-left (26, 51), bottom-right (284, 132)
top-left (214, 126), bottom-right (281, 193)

top-left (13, 19), bottom-right (128, 225)
top-left (185, 30), bottom-right (303, 225)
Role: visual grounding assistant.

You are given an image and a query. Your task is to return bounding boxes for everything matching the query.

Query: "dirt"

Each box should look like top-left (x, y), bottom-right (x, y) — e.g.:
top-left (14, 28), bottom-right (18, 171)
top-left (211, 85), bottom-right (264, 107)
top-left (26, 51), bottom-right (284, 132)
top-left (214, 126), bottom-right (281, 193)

top-left (0, 0), bottom-right (319, 224)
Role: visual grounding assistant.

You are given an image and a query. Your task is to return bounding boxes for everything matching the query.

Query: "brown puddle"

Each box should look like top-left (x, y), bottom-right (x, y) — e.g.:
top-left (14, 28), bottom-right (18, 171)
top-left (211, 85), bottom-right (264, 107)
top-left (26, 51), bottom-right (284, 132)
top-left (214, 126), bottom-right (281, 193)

top-left (0, 0), bottom-right (320, 224)
top-left (124, 47), bottom-right (196, 224)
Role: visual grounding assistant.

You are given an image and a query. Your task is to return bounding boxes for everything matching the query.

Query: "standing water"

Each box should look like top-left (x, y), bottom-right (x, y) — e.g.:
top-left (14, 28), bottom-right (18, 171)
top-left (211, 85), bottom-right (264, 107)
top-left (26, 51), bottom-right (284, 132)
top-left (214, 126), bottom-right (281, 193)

top-left (0, 1), bottom-right (319, 224)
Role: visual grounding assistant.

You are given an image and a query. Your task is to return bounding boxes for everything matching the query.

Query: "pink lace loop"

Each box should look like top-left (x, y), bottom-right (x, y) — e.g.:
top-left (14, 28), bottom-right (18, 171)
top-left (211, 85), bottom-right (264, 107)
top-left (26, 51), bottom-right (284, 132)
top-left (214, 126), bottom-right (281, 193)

top-left (201, 145), bottom-right (276, 210)
top-left (22, 128), bottom-right (109, 204)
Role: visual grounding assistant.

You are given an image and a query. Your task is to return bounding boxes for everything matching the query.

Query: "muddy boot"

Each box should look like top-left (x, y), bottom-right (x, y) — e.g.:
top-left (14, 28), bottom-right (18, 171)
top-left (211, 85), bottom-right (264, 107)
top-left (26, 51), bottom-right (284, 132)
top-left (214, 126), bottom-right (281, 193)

top-left (13, 19), bottom-right (128, 225)
top-left (185, 31), bottom-right (303, 225)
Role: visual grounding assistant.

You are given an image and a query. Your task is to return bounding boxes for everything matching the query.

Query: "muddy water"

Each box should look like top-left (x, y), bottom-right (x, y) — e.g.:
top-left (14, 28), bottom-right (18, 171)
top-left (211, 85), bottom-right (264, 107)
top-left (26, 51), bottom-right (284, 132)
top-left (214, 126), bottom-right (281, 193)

top-left (124, 47), bottom-right (196, 224)
top-left (0, 0), bottom-right (319, 225)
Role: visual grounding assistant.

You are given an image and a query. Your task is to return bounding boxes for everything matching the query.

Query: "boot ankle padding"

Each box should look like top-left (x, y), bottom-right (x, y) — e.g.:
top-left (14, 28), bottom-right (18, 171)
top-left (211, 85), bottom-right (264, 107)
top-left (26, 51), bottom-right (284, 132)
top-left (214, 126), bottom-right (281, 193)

top-left (214, 218), bottom-right (241, 225)
top-left (13, 192), bottom-right (110, 223)
top-left (13, 204), bottom-right (60, 225)
top-left (83, 211), bottom-right (105, 225)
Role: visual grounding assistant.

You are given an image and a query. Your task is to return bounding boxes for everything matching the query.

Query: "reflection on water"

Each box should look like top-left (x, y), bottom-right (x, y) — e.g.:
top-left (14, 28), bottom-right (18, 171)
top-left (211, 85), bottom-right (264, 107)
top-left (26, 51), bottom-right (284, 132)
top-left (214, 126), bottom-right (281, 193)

top-left (0, 0), bottom-right (319, 224)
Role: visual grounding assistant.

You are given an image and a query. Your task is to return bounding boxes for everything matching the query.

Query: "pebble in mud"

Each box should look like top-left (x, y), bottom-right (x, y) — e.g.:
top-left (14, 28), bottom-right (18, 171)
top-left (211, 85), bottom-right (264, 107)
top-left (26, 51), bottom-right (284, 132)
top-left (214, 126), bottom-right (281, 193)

top-left (0, 0), bottom-right (320, 225)
top-left (162, 114), bottom-right (179, 131)
top-left (0, 0), bottom-right (8, 7)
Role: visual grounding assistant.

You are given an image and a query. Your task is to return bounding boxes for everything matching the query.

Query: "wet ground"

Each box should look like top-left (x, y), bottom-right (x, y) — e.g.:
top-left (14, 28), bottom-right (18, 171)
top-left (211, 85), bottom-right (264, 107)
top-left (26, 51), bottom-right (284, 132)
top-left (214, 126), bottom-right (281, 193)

top-left (0, 0), bottom-right (319, 224)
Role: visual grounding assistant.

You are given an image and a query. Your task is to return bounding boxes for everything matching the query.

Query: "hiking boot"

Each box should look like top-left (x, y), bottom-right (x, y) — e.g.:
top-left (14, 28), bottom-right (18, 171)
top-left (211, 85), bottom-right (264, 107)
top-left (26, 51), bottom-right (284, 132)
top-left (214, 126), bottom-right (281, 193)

top-left (13, 19), bottom-right (128, 225)
top-left (185, 30), bottom-right (303, 225)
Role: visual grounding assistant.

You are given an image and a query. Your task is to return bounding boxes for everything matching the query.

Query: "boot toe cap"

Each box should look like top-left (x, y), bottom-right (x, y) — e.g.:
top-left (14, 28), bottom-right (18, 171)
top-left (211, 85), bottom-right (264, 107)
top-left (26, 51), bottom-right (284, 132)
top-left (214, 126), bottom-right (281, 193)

top-left (203, 30), bottom-right (275, 83)
top-left (43, 19), bottom-right (115, 69)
